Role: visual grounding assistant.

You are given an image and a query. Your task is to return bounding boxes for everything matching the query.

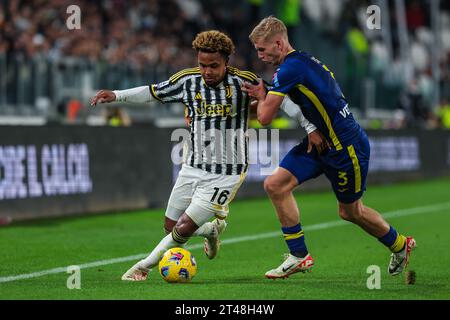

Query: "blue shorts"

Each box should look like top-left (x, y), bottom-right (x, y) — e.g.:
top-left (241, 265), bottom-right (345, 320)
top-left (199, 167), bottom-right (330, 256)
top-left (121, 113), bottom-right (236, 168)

top-left (279, 132), bottom-right (370, 203)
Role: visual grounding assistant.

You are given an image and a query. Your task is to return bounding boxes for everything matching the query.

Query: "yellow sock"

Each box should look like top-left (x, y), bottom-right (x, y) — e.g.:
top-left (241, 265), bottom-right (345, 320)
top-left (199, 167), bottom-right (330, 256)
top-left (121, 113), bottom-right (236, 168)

top-left (390, 234), bottom-right (406, 253)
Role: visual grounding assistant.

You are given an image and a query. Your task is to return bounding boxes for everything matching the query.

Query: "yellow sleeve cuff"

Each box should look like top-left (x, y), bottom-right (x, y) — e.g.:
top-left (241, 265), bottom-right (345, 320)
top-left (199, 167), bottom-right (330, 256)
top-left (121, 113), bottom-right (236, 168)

top-left (150, 84), bottom-right (163, 102)
top-left (268, 91), bottom-right (286, 97)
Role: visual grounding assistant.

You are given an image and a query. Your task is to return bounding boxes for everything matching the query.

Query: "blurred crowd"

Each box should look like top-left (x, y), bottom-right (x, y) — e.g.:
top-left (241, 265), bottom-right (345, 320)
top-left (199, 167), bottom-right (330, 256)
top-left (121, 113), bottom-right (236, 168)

top-left (300, 0), bottom-right (450, 129)
top-left (0, 0), bottom-right (266, 72)
top-left (1, 0), bottom-right (449, 129)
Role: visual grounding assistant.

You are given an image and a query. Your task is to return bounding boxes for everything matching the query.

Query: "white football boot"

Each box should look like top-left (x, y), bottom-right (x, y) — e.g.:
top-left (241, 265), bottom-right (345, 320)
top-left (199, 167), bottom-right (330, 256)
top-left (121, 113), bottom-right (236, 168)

top-left (388, 236), bottom-right (416, 276)
top-left (204, 218), bottom-right (227, 260)
top-left (265, 253), bottom-right (314, 279)
top-left (121, 262), bottom-right (150, 281)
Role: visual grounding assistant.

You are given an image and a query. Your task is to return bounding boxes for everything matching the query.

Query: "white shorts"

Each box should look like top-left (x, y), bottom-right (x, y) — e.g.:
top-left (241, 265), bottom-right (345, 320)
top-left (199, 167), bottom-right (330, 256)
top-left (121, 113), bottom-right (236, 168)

top-left (165, 165), bottom-right (246, 226)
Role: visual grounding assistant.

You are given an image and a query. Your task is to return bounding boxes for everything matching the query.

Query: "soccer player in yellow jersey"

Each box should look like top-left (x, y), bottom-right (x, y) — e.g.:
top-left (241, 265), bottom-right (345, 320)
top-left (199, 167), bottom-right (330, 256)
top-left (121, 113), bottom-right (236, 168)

top-left (243, 17), bottom-right (416, 279)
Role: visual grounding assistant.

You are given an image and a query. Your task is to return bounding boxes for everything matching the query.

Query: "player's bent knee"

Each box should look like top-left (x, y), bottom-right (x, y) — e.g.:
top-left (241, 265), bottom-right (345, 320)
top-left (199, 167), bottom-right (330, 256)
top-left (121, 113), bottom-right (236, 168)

top-left (338, 201), bottom-right (363, 222)
top-left (264, 176), bottom-right (287, 197)
top-left (174, 213), bottom-right (199, 238)
top-left (264, 168), bottom-right (298, 198)
top-left (263, 177), bottom-right (274, 194)
top-left (338, 207), bottom-right (354, 221)
top-left (164, 217), bottom-right (177, 234)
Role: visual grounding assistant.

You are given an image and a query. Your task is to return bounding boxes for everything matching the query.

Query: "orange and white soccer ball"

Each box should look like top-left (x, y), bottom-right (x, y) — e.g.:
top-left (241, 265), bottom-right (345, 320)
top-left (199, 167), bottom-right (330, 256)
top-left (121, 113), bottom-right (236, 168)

top-left (158, 247), bottom-right (197, 283)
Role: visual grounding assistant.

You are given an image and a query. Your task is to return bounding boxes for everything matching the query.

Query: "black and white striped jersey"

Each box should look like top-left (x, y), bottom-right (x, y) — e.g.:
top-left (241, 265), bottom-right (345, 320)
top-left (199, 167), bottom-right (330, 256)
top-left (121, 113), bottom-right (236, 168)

top-left (150, 66), bottom-right (259, 175)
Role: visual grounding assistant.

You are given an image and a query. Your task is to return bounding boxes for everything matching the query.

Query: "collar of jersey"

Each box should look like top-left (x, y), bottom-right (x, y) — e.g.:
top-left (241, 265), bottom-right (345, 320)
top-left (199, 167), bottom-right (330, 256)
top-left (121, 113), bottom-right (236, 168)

top-left (201, 75), bottom-right (225, 88)
top-left (287, 49), bottom-right (297, 56)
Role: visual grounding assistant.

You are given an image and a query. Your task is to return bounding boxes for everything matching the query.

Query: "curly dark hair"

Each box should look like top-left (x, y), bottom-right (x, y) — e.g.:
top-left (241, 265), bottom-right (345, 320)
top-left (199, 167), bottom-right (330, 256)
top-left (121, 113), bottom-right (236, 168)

top-left (192, 30), bottom-right (235, 59)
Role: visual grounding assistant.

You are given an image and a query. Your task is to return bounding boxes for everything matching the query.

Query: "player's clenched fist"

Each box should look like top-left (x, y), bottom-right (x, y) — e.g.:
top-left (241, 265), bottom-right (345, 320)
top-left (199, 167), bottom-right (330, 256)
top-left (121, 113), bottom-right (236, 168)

top-left (90, 90), bottom-right (116, 106)
top-left (242, 80), bottom-right (266, 101)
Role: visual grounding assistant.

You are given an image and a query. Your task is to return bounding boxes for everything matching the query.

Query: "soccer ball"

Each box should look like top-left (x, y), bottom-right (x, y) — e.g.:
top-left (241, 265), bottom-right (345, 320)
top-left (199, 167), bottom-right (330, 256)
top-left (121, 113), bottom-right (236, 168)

top-left (158, 247), bottom-right (197, 283)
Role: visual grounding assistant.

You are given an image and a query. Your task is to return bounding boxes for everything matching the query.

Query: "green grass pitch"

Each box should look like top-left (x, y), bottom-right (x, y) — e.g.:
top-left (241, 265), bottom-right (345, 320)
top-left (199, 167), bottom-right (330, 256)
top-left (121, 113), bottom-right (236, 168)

top-left (1, 177), bottom-right (450, 300)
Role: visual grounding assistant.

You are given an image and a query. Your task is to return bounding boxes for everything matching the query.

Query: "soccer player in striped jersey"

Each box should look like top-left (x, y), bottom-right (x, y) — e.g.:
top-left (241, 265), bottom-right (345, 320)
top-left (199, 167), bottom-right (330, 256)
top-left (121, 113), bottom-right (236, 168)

top-left (244, 17), bottom-right (416, 279)
top-left (91, 30), bottom-right (322, 281)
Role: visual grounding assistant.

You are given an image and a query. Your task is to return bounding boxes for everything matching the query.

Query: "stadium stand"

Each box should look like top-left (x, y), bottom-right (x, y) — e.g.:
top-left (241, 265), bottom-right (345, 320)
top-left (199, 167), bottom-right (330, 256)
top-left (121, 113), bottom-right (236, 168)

top-left (0, 0), bottom-right (449, 129)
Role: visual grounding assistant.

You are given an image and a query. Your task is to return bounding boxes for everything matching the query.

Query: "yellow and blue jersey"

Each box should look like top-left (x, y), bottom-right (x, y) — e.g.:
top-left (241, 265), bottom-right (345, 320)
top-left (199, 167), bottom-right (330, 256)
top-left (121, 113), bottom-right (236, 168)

top-left (273, 50), bottom-right (370, 203)
top-left (269, 50), bottom-right (362, 150)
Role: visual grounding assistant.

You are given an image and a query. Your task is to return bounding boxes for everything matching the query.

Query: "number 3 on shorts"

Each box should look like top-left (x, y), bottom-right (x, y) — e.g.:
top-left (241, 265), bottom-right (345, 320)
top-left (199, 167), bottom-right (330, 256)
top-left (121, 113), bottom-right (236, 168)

top-left (210, 187), bottom-right (230, 205)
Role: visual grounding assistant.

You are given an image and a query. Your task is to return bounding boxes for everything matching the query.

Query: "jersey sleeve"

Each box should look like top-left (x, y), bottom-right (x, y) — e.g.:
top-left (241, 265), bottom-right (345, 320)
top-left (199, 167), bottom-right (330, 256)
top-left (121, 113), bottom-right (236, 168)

top-left (150, 70), bottom-right (191, 103)
top-left (227, 66), bottom-right (260, 86)
top-left (247, 73), bottom-right (260, 86)
top-left (268, 63), bottom-right (303, 97)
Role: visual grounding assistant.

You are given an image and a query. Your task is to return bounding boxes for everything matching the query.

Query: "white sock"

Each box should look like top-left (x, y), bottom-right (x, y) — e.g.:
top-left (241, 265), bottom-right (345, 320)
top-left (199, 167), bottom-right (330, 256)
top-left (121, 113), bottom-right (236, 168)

top-left (138, 233), bottom-right (183, 269)
top-left (193, 222), bottom-right (214, 238)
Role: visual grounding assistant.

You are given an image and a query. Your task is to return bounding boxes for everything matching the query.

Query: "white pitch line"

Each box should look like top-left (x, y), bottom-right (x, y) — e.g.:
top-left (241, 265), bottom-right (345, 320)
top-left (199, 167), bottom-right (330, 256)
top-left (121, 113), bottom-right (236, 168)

top-left (1, 201), bottom-right (450, 284)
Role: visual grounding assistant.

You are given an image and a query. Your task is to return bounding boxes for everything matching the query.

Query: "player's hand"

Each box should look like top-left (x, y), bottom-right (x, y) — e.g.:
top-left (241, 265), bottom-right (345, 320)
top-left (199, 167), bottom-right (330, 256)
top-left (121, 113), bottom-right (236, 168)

top-left (184, 116), bottom-right (192, 127)
top-left (307, 130), bottom-right (331, 154)
top-left (90, 90), bottom-right (116, 106)
top-left (242, 79), bottom-right (266, 101)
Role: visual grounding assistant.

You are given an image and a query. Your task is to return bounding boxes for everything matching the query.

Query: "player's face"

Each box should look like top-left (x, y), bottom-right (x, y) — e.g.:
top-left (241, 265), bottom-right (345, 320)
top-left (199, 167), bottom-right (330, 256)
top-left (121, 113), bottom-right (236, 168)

top-left (253, 39), bottom-right (282, 66)
top-left (198, 51), bottom-right (227, 86)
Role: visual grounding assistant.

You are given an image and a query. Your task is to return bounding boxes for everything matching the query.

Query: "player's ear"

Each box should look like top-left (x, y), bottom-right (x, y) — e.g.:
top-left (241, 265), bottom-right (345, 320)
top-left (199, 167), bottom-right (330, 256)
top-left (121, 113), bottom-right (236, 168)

top-left (275, 40), bottom-right (282, 49)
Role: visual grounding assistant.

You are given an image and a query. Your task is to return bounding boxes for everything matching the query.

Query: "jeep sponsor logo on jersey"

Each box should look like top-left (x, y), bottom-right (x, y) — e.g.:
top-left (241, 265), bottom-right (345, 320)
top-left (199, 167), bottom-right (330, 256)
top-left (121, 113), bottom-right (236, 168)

top-left (195, 101), bottom-right (233, 117)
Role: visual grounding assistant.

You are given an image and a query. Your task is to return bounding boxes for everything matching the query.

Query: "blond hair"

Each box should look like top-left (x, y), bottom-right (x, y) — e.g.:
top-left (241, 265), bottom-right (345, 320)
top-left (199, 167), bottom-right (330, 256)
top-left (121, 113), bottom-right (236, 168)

top-left (249, 16), bottom-right (288, 43)
top-left (192, 30), bottom-right (235, 59)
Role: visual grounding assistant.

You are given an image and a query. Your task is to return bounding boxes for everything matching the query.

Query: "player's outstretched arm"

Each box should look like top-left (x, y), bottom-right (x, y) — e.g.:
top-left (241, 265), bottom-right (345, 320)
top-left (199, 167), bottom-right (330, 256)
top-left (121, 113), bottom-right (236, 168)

top-left (90, 86), bottom-right (154, 106)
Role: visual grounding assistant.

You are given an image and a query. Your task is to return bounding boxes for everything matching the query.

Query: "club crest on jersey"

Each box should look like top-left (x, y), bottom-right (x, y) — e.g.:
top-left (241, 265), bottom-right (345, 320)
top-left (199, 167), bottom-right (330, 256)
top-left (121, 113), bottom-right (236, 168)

top-left (225, 86), bottom-right (232, 98)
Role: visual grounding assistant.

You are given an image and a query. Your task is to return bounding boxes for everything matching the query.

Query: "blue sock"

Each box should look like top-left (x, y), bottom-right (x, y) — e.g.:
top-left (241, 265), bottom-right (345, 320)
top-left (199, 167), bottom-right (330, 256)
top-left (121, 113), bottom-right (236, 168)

top-left (282, 224), bottom-right (308, 258)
